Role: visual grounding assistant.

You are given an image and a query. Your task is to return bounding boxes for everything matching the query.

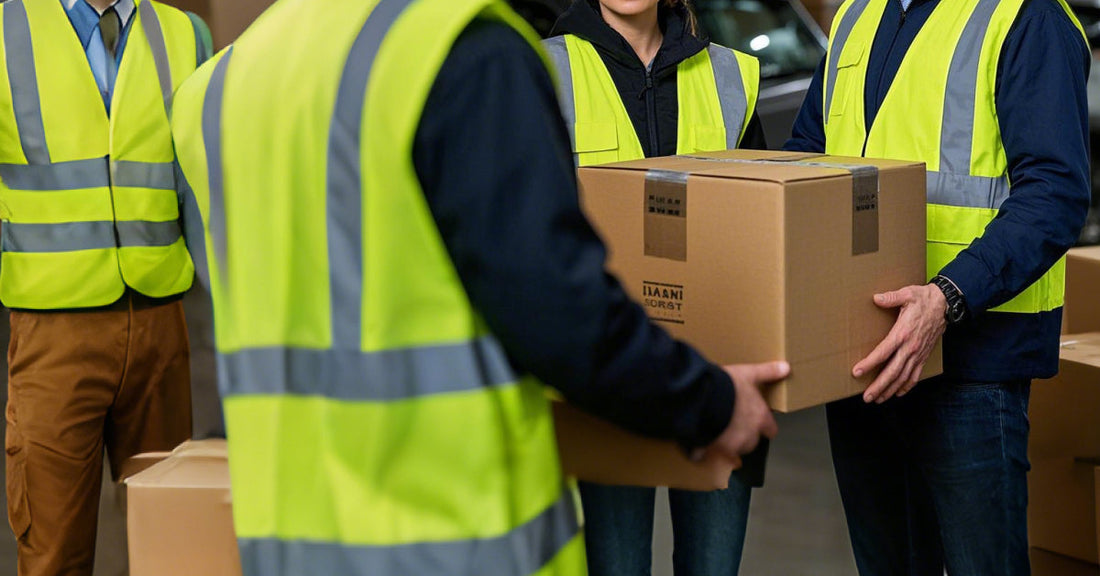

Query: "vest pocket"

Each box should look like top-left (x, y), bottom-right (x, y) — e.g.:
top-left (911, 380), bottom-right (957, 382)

top-left (685, 125), bottom-right (728, 153)
top-left (5, 404), bottom-right (30, 540)
top-left (828, 43), bottom-right (865, 120)
top-left (573, 122), bottom-right (618, 153)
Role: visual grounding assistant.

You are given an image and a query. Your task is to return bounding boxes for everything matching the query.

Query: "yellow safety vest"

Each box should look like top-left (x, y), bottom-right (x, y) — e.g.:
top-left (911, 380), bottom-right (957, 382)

top-left (823, 0), bottom-right (1085, 314)
top-left (170, 0), bottom-right (585, 573)
top-left (544, 34), bottom-right (759, 166)
top-left (0, 0), bottom-right (198, 309)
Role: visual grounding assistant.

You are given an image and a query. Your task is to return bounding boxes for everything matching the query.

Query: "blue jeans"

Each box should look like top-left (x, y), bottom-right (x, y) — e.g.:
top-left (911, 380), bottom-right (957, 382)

top-left (578, 474), bottom-right (751, 576)
top-left (827, 377), bottom-right (1031, 576)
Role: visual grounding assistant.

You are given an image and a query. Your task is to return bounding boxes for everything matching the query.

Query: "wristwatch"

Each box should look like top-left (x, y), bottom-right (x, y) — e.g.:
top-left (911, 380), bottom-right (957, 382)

top-left (930, 275), bottom-right (968, 325)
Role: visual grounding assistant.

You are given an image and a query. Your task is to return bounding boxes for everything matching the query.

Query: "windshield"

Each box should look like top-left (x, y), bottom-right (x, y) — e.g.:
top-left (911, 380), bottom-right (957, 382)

top-left (696, 0), bottom-right (826, 80)
top-left (1069, 3), bottom-right (1100, 49)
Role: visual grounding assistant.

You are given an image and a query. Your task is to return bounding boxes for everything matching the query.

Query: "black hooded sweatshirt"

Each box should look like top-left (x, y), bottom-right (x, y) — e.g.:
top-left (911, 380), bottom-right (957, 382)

top-left (550, 0), bottom-right (767, 157)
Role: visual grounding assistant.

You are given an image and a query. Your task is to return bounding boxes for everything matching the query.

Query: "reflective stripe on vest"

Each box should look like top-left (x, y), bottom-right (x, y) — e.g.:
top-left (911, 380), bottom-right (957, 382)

top-left (544, 35), bottom-right (755, 166)
top-left (236, 491), bottom-right (579, 576)
top-left (824, 0), bottom-right (1071, 314)
top-left (219, 336), bottom-right (518, 400)
top-left (193, 1), bottom-right (582, 573)
top-left (0, 0), bottom-right (195, 308)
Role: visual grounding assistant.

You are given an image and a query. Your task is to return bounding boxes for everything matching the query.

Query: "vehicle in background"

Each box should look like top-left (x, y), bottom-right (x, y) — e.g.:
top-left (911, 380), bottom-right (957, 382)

top-left (694, 0), bottom-right (826, 148)
top-left (509, 0), bottom-right (826, 149)
top-left (1068, 0), bottom-right (1100, 245)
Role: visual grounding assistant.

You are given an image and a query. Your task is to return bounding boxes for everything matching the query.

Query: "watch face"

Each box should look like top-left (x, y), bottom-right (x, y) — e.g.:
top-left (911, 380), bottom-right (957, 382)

top-left (947, 302), bottom-right (966, 324)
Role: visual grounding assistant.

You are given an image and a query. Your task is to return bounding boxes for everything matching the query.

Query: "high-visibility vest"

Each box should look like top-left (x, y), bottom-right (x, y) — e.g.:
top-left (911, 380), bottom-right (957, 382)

top-left (170, 0), bottom-right (585, 573)
top-left (544, 34), bottom-right (759, 166)
top-left (823, 0), bottom-right (1085, 314)
top-left (0, 0), bottom-right (199, 309)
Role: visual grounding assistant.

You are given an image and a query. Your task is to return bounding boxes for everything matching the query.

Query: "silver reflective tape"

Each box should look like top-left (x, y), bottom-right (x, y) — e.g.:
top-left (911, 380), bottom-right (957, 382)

top-left (326, 0), bottom-right (416, 349)
top-left (939, 0), bottom-right (1001, 174)
top-left (4, 0), bottom-right (49, 164)
top-left (202, 49), bottom-right (233, 285)
top-left (2, 221), bottom-right (116, 252)
top-left (137, 0), bottom-right (174, 113)
top-left (112, 160), bottom-right (176, 190)
top-left (0, 159), bottom-right (109, 190)
top-left (238, 489), bottom-right (579, 576)
top-left (218, 335), bottom-right (518, 401)
top-left (707, 45), bottom-right (747, 149)
top-left (927, 171), bottom-right (1010, 210)
top-left (0, 159), bottom-right (175, 191)
top-left (116, 220), bottom-right (181, 248)
top-left (824, 0), bottom-right (873, 121)
top-left (542, 36), bottom-right (578, 164)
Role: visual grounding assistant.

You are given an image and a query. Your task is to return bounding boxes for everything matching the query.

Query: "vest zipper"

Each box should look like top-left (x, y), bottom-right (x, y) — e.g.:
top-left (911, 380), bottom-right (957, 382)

top-left (645, 69), bottom-right (659, 157)
top-left (862, 0), bottom-right (909, 156)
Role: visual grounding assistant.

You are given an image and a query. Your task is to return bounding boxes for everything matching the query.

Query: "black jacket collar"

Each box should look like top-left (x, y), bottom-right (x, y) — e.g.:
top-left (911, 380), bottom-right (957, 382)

top-left (550, 0), bottom-right (710, 76)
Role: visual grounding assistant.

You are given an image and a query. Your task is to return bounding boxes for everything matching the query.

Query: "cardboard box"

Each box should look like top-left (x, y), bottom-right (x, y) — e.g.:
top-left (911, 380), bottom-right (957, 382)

top-left (1065, 247), bottom-right (1100, 335)
top-left (1032, 548), bottom-right (1100, 576)
top-left (577, 150), bottom-right (941, 412)
top-left (1030, 334), bottom-right (1100, 564)
top-left (126, 440), bottom-right (242, 576)
top-left (553, 402), bottom-right (735, 491)
top-left (118, 451), bottom-right (173, 482)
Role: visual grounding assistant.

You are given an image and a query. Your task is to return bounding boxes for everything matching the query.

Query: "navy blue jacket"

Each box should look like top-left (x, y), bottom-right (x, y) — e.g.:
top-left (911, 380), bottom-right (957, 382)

top-left (785, 0), bottom-right (1091, 381)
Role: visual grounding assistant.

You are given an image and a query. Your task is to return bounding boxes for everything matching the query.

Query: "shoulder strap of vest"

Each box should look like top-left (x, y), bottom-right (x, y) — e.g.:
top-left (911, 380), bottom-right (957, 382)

top-left (137, 0), bottom-right (173, 112)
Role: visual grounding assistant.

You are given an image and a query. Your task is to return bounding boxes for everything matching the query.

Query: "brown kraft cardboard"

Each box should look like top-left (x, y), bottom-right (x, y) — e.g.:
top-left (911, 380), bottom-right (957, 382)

top-left (577, 149), bottom-right (941, 412)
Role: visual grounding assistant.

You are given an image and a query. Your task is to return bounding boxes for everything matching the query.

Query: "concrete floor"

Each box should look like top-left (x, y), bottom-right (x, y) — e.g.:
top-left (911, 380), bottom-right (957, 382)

top-left (0, 287), bottom-right (861, 576)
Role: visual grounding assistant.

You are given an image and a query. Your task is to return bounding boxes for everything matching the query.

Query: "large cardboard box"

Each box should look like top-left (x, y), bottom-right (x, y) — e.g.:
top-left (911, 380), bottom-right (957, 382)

top-left (578, 150), bottom-right (941, 412)
top-left (1065, 247), bottom-right (1100, 335)
top-left (1030, 334), bottom-right (1100, 564)
top-left (126, 440), bottom-right (242, 576)
top-left (1032, 548), bottom-right (1100, 576)
top-left (553, 402), bottom-right (736, 491)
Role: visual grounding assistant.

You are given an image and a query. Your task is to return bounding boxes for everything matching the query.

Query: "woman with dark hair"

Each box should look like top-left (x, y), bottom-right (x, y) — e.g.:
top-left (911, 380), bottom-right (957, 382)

top-left (544, 1), bottom-right (766, 574)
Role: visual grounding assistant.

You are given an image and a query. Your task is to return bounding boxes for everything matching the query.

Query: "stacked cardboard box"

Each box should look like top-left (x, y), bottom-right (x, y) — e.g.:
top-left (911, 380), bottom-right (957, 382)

top-left (1030, 334), bottom-right (1100, 566)
top-left (125, 440), bottom-right (242, 576)
top-left (576, 150), bottom-right (939, 413)
top-left (1032, 547), bottom-right (1100, 576)
top-left (1065, 246), bottom-right (1100, 335)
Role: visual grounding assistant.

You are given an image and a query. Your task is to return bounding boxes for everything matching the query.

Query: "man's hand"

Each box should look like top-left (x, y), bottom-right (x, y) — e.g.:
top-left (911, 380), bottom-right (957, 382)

top-left (707, 361), bottom-right (787, 464)
top-left (854, 284), bottom-right (947, 404)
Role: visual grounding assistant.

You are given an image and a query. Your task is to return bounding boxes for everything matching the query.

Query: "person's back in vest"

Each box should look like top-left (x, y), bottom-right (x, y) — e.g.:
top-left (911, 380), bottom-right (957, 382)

top-left (0, 0), bottom-right (210, 574)
top-left (783, 0), bottom-right (1091, 572)
top-left (170, 0), bottom-right (787, 574)
top-left (543, 1), bottom-right (766, 574)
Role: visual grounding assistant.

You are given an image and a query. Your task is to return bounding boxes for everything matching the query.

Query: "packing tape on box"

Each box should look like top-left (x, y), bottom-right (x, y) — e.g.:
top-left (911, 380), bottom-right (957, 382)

top-left (644, 170), bottom-right (690, 261)
top-left (677, 155), bottom-right (881, 256)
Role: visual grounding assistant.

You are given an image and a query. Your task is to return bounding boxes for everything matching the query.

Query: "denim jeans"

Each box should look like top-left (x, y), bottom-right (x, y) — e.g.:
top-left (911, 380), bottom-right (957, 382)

top-left (826, 377), bottom-right (1031, 576)
top-left (578, 474), bottom-right (752, 576)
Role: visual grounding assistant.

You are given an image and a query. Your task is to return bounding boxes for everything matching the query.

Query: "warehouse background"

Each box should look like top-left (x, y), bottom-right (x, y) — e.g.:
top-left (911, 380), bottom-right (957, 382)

top-left (2, 0), bottom-right (1099, 574)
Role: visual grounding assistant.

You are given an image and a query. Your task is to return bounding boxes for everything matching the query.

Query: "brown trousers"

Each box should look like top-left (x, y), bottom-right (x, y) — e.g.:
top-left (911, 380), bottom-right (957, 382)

top-left (5, 297), bottom-right (192, 576)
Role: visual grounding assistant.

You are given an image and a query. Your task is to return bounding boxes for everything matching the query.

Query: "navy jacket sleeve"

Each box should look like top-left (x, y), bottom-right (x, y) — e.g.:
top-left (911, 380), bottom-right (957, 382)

top-left (782, 56), bottom-right (827, 153)
top-left (412, 20), bottom-right (736, 449)
top-left (940, 3), bottom-right (1091, 313)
